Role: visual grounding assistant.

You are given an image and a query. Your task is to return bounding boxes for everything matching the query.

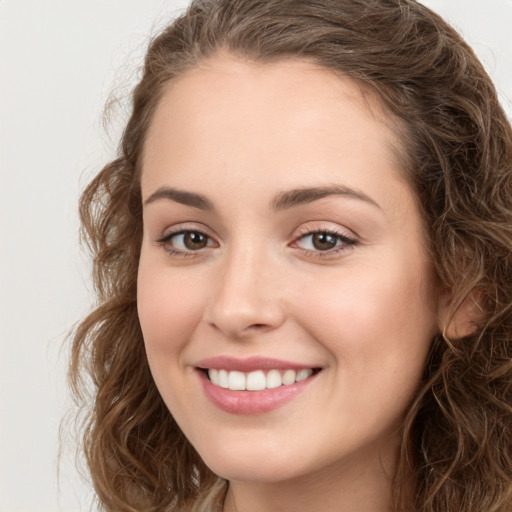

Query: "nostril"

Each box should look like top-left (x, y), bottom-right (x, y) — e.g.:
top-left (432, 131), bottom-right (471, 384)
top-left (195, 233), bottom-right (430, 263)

top-left (245, 323), bottom-right (275, 333)
top-left (205, 297), bottom-right (286, 338)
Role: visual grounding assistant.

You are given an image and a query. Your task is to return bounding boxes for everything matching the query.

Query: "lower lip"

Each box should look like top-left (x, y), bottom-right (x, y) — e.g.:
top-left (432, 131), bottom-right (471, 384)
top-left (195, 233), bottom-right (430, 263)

top-left (198, 370), bottom-right (318, 415)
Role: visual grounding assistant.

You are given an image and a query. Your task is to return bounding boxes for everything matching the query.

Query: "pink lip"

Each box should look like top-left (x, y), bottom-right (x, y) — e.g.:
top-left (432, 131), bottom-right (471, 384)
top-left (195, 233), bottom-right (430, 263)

top-left (196, 356), bottom-right (315, 372)
top-left (195, 356), bottom-right (320, 415)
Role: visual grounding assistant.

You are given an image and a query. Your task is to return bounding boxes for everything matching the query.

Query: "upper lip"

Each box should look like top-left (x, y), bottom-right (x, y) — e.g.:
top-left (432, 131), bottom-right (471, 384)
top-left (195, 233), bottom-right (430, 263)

top-left (196, 356), bottom-right (319, 372)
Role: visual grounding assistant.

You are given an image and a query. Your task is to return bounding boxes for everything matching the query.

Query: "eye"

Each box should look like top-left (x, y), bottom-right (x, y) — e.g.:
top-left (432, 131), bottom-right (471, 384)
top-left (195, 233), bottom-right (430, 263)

top-left (157, 229), bottom-right (216, 254)
top-left (293, 229), bottom-right (356, 254)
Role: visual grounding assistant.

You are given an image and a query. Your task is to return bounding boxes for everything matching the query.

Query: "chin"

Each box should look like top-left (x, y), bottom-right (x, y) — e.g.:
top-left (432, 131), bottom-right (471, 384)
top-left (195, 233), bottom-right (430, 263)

top-left (208, 461), bottom-right (302, 484)
top-left (198, 441), bottom-right (311, 484)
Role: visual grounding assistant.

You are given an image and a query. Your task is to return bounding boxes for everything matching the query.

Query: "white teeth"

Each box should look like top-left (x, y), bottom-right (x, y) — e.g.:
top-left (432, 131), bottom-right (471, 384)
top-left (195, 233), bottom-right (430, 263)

top-left (207, 368), bottom-right (315, 390)
top-left (228, 371), bottom-right (246, 390)
top-left (209, 368), bottom-right (219, 384)
top-left (246, 370), bottom-right (266, 391)
top-left (218, 369), bottom-right (229, 388)
top-left (296, 369), bottom-right (313, 382)
top-left (282, 369), bottom-right (296, 386)
top-left (266, 369), bottom-right (282, 389)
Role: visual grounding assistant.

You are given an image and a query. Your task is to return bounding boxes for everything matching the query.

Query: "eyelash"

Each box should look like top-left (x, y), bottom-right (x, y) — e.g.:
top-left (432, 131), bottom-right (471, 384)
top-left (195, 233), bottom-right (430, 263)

top-left (156, 229), bottom-right (216, 258)
top-left (156, 227), bottom-right (357, 259)
top-left (291, 228), bottom-right (357, 258)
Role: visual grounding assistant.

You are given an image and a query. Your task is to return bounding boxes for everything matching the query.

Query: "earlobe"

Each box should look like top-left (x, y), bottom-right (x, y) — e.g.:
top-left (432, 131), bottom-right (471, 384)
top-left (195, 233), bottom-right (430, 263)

top-left (441, 289), bottom-right (485, 339)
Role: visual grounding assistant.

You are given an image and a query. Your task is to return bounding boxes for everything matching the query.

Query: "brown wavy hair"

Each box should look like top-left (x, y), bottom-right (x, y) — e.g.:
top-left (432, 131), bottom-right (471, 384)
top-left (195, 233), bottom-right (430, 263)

top-left (69, 0), bottom-right (512, 510)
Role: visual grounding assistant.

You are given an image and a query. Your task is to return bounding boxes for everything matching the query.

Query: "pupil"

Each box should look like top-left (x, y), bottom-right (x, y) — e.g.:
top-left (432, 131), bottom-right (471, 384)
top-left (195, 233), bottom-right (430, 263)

top-left (184, 232), bottom-right (207, 250)
top-left (312, 232), bottom-right (337, 251)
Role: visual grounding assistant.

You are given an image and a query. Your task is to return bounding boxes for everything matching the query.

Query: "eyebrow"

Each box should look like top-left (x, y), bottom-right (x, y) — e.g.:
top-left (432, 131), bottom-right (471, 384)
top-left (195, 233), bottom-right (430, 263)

top-left (143, 184), bottom-right (380, 211)
top-left (272, 185), bottom-right (381, 211)
top-left (144, 187), bottom-right (214, 210)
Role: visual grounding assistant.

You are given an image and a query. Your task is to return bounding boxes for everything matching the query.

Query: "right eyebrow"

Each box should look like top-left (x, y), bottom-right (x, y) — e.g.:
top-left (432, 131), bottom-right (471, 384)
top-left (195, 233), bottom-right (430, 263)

top-left (143, 186), bottom-right (214, 210)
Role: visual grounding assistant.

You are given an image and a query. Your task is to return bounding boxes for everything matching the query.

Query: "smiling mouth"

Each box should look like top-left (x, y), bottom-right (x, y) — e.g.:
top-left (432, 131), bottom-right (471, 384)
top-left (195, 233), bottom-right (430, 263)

top-left (203, 368), bottom-right (321, 391)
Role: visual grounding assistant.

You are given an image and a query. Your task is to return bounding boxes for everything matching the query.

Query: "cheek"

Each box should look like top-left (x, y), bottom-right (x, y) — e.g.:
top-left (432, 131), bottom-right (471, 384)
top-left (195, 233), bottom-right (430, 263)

top-left (137, 261), bottom-right (206, 362)
top-left (295, 264), bottom-right (437, 441)
top-left (295, 259), bottom-right (437, 376)
top-left (137, 260), bottom-right (211, 423)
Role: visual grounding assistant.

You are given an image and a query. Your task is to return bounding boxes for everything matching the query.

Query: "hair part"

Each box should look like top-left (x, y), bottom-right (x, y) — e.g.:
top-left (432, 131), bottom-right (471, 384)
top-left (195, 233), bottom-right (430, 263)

top-left (70, 1), bottom-right (512, 510)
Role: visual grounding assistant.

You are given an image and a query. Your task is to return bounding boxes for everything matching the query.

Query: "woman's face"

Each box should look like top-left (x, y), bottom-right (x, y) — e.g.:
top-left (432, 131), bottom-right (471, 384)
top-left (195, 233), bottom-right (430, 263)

top-left (138, 56), bottom-right (443, 485)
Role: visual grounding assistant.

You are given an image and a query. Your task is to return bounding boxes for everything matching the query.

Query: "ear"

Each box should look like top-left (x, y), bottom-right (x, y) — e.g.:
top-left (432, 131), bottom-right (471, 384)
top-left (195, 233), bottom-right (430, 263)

top-left (440, 289), bottom-right (485, 339)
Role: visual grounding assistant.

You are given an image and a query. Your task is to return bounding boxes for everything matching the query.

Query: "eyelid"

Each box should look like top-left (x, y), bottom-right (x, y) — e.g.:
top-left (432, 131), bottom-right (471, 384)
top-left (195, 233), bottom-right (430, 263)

top-left (292, 222), bottom-right (357, 241)
top-left (289, 223), bottom-right (358, 258)
top-left (156, 222), bottom-right (217, 240)
top-left (157, 228), bottom-right (216, 244)
top-left (156, 223), bottom-right (219, 257)
top-left (154, 222), bottom-right (358, 259)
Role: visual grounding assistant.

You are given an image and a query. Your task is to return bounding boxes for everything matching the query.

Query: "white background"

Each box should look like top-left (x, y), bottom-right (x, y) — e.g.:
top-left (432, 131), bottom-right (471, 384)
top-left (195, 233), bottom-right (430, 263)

top-left (0, 1), bottom-right (510, 511)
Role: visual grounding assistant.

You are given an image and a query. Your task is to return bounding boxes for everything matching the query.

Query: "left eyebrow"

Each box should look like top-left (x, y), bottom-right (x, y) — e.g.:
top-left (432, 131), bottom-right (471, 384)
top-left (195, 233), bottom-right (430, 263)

top-left (272, 185), bottom-right (381, 211)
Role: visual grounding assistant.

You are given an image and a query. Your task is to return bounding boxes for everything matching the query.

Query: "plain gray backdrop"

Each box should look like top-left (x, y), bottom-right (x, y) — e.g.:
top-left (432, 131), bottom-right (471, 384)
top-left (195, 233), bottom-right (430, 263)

top-left (1, 1), bottom-right (511, 511)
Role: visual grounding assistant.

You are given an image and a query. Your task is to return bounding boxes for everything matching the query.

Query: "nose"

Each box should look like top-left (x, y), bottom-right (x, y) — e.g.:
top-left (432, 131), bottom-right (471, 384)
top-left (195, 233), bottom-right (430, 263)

top-left (204, 245), bottom-right (286, 339)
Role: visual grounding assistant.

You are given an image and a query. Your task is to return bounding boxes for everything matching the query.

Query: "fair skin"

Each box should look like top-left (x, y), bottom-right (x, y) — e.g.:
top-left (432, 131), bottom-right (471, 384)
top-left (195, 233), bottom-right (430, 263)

top-left (137, 55), bottom-right (446, 512)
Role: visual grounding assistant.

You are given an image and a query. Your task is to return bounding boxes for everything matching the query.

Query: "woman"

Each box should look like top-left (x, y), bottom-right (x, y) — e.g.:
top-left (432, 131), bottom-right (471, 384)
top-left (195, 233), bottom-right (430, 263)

top-left (70, 0), bottom-right (512, 510)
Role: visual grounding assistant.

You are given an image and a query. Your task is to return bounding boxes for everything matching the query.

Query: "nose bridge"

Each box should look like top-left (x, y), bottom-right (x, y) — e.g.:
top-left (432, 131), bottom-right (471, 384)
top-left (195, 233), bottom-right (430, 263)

top-left (206, 236), bottom-right (284, 337)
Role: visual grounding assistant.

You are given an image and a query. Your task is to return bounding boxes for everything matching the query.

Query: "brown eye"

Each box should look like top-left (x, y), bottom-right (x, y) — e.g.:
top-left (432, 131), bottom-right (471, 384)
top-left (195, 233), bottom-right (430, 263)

top-left (159, 230), bottom-right (213, 252)
top-left (294, 230), bottom-right (356, 255)
top-left (311, 232), bottom-right (338, 251)
top-left (182, 231), bottom-right (209, 250)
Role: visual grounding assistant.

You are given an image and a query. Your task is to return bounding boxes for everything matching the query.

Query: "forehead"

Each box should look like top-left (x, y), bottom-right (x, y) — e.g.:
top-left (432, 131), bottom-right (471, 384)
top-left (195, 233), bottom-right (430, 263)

top-left (141, 55), bottom-right (405, 180)
top-left (140, 54), bottom-right (424, 245)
